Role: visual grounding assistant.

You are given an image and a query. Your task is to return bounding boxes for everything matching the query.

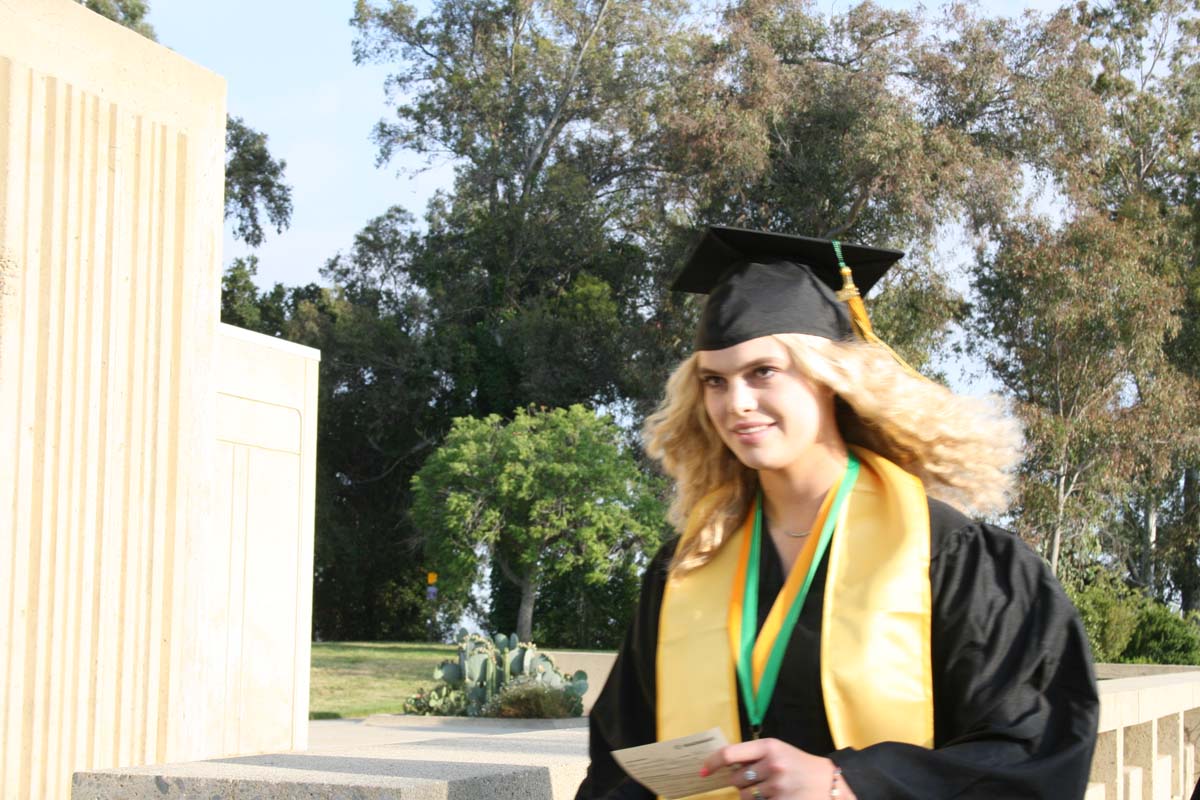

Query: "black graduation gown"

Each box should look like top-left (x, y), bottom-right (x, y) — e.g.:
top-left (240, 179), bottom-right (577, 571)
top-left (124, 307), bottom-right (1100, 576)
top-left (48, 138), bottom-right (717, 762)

top-left (575, 498), bottom-right (1100, 800)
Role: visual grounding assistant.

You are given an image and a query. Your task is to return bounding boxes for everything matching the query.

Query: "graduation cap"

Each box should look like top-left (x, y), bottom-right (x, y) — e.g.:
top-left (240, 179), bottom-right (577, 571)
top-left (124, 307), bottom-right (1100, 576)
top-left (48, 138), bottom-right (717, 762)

top-left (673, 226), bottom-right (905, 351)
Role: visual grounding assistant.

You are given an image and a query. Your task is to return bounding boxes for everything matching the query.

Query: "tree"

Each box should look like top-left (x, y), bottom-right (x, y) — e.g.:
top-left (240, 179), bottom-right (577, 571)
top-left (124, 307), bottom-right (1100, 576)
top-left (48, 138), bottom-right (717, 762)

top-left (84, 0), bottom-right (155, 38)
top-left (657, 2), bottom-right (1101, 369)
top-left (351, 0), bottom-right (698, 419)
top-left (990, 0), bottom-right (1200, 592)
top-left (219, 255), bottom-right (291, 334)
top-left (972, 212), bottom-right (1179, 579)
top-left (486, 555), bottom-right (645, 649)
top-left (225, 116), bottom-right (293, 248)
top-left (411, 405), bottom-right (668, 642)
top-left (1078, 0), bottom-right (1200, 604)
top-left (306, 236), bottom-right (456, 640)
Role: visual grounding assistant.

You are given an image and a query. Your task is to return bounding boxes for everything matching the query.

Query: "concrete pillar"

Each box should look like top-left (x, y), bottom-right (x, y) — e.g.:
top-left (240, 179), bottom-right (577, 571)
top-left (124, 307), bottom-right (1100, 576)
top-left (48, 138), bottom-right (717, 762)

top-left (1184, 708), bottom-right (1200, 794)
top-left (1093, 728), bottom-right (1124, 800)
top-left (1158, 712), bottom-right (1184, 798)
top-left (1, 2), bottom-right (318, 797)
top-left (1126, 721), bottom-right (1156, 800)
top-left (1124, 765), bottom-right (1144, 800)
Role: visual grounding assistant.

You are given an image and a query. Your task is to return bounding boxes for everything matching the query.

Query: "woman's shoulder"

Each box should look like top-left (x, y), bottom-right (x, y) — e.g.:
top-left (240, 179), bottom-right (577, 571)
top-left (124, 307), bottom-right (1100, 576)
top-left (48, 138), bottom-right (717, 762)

top-left (926, 497), bottom-right (1061, 598)
top-left (927, 498), bottom-right (1039, 563)
top-left (644, 535), bottom-right (681, 585)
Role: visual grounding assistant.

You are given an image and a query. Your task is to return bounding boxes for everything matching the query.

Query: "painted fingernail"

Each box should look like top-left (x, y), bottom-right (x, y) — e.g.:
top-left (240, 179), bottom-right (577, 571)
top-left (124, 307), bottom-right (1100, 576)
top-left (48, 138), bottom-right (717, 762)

top-left (699, 767), bottom-right (709, 777)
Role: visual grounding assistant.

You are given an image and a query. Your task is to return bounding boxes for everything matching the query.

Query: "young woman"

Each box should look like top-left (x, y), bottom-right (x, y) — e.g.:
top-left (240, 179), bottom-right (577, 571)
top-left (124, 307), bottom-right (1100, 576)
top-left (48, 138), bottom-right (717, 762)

top-left (576, 227), bottom-right (1099, 800)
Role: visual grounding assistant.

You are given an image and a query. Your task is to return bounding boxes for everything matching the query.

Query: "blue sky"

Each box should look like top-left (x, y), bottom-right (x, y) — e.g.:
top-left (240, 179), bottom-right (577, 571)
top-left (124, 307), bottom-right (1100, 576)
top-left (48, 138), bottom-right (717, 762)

top-left (147, 0), bottom-right (1067, 291)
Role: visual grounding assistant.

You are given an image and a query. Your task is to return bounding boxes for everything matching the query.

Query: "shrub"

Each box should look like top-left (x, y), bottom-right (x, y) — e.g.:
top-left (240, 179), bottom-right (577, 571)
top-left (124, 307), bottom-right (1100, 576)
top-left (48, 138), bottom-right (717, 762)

top-left (402, 684), bottom-right (468, 716)
top-left (1120, 602), bottom-right (1200, 665)
top-left (1068, 568), bottom-right (1145, 662)
top-left (482, 676), bottom-right (584, 718)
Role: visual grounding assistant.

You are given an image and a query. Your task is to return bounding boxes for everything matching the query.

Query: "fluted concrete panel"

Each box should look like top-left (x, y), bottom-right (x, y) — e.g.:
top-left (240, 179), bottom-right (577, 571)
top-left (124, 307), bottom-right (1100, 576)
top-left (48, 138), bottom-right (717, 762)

top-left (0, 1), bottom-right (225, 797)
top-left (213, 323), bottom-right (320, 757)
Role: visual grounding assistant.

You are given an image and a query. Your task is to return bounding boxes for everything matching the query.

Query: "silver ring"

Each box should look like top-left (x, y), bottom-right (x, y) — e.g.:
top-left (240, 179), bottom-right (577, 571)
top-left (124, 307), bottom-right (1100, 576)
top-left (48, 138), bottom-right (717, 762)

top-left (743, 768), bottom-right (759, 784)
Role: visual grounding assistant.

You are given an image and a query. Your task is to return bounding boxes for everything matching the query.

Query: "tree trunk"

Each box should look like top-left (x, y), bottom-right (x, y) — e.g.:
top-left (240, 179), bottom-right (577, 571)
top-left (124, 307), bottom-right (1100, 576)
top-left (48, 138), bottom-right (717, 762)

top-left (1051, 471), bottom-right (1066, 577)
top-left (1181, 467), bottom-right (1200, 612)
top-left (1050, 521), bottom-right (1062, 578)
top-left (1144, 498), bottom-right (1157, 594)
top-left (516, 577), bottom-right (537, 643)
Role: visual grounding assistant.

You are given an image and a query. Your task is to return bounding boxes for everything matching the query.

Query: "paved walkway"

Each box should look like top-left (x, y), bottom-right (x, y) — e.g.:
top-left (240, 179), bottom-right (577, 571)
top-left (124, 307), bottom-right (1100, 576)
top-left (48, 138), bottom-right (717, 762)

top-left (307, 713), bottom-right (588, 751)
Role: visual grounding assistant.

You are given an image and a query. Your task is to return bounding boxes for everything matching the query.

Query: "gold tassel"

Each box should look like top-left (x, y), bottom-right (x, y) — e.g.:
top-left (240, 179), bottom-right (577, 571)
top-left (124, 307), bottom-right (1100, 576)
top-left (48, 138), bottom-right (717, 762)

top-left (832, 241), bottom-right (927, 382)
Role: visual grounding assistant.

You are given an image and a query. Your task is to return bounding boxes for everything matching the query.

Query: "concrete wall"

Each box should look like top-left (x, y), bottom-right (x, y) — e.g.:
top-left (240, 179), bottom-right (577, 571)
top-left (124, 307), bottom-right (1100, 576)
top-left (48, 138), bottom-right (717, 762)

top-left (212, 324), bottom-right (320, 756)
top-left (1088, 669), bottom-right (1200, 800)
top-left (542, 651), bottom-right (616, 715)
top-left (70, 670), bottom-right (1200, 800)
top-left (0, 2), bottom-right (319, 797)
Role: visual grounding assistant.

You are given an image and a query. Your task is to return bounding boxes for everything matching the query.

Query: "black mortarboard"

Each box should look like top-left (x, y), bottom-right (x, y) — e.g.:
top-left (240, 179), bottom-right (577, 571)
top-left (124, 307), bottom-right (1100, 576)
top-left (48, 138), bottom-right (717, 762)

top-left (673, 226), bottom-right (905, 350)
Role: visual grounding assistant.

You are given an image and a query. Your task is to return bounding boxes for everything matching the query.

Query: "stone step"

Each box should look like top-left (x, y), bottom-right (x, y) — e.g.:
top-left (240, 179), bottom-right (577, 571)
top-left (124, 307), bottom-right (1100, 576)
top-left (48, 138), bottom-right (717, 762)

top-left (74, 726), bottom-right (591, 800)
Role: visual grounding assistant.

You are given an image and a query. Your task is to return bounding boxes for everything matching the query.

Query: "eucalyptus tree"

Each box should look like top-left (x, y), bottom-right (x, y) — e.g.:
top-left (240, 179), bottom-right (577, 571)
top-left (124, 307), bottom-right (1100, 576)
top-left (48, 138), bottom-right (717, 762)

top-left (968, 0), bottom-right (1200, 585)
top-left (1078, 0), bottom-right (1200, 602)
top-left (973, 213), bottom-right (1180, 580)
top-left (656, 1), bottom-right (1100, 369)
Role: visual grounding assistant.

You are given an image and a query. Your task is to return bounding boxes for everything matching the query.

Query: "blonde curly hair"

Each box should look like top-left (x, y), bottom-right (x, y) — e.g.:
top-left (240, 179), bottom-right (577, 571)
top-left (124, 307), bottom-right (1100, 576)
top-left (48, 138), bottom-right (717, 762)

top-left (643, 333), bottom-right (1022, 573)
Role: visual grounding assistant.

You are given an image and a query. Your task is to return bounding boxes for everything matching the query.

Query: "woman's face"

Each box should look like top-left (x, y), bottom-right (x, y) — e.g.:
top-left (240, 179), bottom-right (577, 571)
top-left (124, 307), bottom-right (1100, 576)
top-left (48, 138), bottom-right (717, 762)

top-left (696, 335), bottom-right (842, 477)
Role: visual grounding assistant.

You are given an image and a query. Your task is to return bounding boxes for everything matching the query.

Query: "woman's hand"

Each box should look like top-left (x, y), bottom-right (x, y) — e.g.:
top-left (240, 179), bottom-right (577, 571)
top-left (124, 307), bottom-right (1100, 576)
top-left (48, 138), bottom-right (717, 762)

top-left (699, 738), bottom-right (857, 800)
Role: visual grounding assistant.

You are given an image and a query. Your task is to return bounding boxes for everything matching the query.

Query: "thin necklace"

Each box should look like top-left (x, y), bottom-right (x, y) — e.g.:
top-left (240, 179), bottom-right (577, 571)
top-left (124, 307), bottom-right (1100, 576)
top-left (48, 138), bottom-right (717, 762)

top-left (766, 469), bottom-right (844, 538)
top-left (764, 516), bottom-right (812, 539)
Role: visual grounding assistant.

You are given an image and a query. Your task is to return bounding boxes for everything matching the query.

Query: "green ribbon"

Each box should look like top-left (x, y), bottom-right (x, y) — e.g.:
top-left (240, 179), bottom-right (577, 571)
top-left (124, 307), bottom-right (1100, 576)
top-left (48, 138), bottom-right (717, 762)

top-left (737, 452), bottom-right (860, 732)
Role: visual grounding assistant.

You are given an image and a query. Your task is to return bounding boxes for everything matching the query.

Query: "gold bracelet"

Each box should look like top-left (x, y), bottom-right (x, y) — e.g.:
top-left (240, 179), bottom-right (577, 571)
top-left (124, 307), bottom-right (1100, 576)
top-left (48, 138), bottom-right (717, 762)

top-left (830, 766), bottom-right (843, 798)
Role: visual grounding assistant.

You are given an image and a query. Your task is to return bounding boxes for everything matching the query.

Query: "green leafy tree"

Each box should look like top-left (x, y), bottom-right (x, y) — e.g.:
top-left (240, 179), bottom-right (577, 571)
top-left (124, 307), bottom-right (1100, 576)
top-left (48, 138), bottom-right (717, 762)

top-left (219, 255), bottom-right (291, 334)
top-left (306, 209), bottom-right (462, 639)
top-left (351, 0), bottom-right (698, 418)
top-left (487, 535), bottom-right (648, 649)
top-left (411, 405), bottom-right (668, 642)
top-left (83, 0), bottom-right (155, 37)
top-left (325, 0), bottom-right (698, 639)
top-left (225, 116), bottom-right (293, 248)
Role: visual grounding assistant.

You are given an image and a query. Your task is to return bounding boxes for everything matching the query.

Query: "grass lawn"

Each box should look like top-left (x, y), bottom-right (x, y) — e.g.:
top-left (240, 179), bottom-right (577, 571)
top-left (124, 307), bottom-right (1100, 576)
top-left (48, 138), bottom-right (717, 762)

top-left (309, 641), bottom-right (455, 719)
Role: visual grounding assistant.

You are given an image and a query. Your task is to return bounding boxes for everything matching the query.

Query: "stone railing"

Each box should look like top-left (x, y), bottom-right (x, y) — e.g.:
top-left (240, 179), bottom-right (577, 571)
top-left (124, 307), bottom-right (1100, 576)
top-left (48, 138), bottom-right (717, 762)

top-left (74, 663), bottom-right (1200, 799)
top-left (1088, 665), bottom-right (1200, 800)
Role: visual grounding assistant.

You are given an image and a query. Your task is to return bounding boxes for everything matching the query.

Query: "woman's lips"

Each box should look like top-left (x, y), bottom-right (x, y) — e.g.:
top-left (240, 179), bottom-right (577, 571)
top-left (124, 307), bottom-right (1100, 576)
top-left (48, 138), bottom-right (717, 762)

top-left (732, 422), bottom-right (775, 443)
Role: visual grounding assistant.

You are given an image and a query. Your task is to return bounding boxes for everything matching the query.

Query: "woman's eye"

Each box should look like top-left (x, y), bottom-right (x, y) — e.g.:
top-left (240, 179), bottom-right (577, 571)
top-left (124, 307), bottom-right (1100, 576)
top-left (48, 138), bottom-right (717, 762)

top-left (753, 366), bottom-right (776, 379)
top-left (701, 375), bottom-right (724, 388)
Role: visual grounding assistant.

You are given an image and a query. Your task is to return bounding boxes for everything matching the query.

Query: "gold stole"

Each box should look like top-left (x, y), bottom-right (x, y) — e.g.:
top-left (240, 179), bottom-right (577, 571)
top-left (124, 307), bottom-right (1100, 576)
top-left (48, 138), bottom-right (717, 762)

top-left (656, 447), bottom-right (933, 798)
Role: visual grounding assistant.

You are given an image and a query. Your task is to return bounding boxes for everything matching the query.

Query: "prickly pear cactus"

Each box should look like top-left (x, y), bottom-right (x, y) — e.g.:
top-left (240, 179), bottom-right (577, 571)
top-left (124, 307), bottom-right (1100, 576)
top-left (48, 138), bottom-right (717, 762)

top-left (566, 670), bottom-right (589, 697)
top-left (407, 630), bottom-right (586, 717)
top-left (434, 661), bottom-right (464, 685)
